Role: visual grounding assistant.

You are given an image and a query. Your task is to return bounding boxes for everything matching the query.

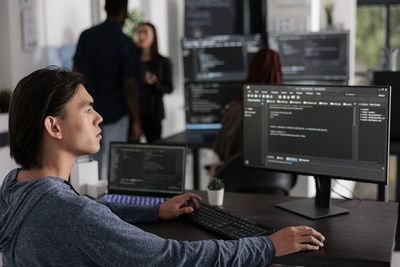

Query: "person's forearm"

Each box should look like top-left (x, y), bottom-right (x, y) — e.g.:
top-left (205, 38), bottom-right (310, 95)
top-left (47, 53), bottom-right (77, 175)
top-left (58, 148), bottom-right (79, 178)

top-left (152, 80), bottom-right (173, 94)
top-left (105, 202), bottom-right (159, 223)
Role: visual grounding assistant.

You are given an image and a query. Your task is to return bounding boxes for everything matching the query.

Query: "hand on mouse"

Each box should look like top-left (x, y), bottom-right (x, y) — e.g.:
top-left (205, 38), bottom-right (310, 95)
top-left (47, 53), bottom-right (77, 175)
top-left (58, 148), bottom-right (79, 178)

top-left (268, 225), bottom-right (325, 257)
top-left (159, 193), bottom-right (202, 220)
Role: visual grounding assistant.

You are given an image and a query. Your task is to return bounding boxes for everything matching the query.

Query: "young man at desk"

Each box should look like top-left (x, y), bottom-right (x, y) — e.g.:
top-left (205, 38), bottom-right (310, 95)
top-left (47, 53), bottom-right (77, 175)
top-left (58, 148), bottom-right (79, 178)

top-left (0, 67), bottom-right (325, 266)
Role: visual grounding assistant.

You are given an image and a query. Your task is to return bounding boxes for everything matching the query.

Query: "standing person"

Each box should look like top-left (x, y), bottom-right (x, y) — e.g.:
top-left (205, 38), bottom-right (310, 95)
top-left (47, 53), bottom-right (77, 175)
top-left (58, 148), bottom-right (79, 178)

top-left (134, 22), bottom-right (173, 143)
top-left (73, 0), bottom-right (141, 180)
top-left (0, 67), bottom-right (325, 266)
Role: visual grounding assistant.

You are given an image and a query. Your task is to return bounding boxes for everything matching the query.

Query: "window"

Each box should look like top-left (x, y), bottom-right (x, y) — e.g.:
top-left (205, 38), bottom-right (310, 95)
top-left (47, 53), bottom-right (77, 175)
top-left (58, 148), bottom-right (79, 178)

top-left (356, 0), bottom-right (400, 85)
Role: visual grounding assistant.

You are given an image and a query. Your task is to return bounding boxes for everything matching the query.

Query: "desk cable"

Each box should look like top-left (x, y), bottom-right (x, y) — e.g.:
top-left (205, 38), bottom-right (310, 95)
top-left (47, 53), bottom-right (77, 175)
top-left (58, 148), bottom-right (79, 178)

top-left (332, 180), bottom-right (363, 202)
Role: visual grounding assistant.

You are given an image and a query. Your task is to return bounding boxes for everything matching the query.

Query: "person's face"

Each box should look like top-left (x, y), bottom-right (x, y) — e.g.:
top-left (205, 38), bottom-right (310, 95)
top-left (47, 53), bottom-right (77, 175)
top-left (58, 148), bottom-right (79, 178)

top-left (57, 84), bottom-right (103, 157)
top-left (135, 25), bottom-right (154, 49)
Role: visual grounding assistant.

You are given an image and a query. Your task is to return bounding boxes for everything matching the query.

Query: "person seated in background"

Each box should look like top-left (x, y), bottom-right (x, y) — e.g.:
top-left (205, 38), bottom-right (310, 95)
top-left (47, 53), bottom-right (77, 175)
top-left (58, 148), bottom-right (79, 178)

top-left (0, 67), bottom-right (324, 266)
top-left (132, 22), bottom-right (173, 143)
top-left (209, 47), bottom-right (283, 177)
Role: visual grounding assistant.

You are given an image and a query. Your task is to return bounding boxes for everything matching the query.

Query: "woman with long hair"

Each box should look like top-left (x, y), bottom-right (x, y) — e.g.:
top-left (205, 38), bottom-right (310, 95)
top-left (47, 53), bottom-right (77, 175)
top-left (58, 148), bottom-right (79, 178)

top-left (133, 22), bottom-right (173, 143)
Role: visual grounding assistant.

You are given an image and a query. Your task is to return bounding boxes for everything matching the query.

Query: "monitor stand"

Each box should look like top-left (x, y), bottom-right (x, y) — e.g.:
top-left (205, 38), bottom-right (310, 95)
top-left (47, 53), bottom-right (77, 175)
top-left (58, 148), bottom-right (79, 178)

top-left (275, 176), bottom-right (349, 219)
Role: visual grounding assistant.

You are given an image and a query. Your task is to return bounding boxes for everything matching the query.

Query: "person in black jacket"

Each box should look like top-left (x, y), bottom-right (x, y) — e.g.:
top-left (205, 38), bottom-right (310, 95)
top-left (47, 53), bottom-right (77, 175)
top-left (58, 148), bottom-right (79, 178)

top-left (133, 22), bottom-right (173, 143)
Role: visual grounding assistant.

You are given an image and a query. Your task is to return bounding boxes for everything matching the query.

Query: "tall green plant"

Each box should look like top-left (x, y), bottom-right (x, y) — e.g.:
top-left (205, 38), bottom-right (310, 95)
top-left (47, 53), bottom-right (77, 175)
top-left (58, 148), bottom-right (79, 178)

top-left (324, 1), bottom-right (335, 27)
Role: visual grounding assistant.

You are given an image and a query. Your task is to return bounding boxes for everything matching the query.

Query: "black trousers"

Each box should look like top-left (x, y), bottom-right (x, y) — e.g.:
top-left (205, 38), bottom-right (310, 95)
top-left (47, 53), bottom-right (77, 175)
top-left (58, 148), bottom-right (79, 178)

top-left (140, 115), bottom-right (162, 143)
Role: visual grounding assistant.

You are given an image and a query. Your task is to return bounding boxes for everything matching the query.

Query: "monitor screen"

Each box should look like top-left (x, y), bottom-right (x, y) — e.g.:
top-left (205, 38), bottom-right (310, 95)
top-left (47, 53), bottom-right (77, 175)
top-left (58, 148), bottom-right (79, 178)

top-left (243, 84), bottom-right (390, 219)
top-left (108, 143), bottom-right (186, 195)
top-left (268, 31), bottom-right (349, 81)
top-left (243, 84), bottom-right (390, 184)
top-left (184, 0), bottom-right (241, 38)
top-left (185, 82), bottom-right (242, 130)
top-left (182, 34), bottom-right (262, 83)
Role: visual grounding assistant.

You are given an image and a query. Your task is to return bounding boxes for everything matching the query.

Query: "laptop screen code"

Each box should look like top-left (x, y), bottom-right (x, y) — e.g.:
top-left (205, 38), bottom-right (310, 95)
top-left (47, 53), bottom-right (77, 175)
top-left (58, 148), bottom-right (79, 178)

top-left (108, 143), bottom-right (185, 195)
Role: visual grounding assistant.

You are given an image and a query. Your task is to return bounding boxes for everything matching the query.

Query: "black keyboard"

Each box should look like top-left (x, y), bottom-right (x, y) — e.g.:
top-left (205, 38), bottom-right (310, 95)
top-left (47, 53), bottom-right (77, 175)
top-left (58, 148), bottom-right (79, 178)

top-left (183, 203), bottom-right (275, 239)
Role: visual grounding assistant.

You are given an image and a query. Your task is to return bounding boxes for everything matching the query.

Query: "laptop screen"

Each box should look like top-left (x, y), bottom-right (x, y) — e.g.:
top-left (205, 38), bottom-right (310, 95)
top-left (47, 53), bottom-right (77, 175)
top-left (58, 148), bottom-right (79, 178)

top-left (108, 143), bottom-right (186, 196)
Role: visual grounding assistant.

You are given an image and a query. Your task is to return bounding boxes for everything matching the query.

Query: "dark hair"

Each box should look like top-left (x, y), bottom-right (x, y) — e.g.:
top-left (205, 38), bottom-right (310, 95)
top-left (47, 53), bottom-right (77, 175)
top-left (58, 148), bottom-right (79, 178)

top-left (237, 47), bottom-right (283, 101)
top-left (246, 47), bottom-right (283, 84)
top-left (105, 0), bottom-right (128, 16)
top-left (137, 22), bottom-right (160, 65)
top-left (8, 67), bottom-right (85, 170)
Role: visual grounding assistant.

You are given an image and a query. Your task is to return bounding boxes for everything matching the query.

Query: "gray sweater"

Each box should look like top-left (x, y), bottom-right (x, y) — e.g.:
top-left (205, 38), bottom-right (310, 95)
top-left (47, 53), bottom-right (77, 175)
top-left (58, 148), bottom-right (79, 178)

top-left (0, 168), bottom-right (275, 266)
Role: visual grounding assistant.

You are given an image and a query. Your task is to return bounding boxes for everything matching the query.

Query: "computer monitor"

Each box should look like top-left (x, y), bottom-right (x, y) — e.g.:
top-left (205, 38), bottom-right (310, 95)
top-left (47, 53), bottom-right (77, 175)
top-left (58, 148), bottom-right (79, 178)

top-left (185, 82), bottom-right (242, 130)
top-left (184, 0), bottom-right (242, 38)
top-left (108, 143), bottom-right (186, 196)
top-left (182, 34), bottom-right (262, 83)
top-left (243, 84), bottom-right (391, 219)
top-left (369, 70), bottom-right (400, 141)
top-left (268, 31), bottom-right (349, 82)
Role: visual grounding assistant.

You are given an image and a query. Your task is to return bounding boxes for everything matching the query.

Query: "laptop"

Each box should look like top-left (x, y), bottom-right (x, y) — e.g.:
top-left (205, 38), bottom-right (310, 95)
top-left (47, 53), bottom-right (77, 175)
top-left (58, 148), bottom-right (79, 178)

top-left (101, 142), bottom-right (186, 206)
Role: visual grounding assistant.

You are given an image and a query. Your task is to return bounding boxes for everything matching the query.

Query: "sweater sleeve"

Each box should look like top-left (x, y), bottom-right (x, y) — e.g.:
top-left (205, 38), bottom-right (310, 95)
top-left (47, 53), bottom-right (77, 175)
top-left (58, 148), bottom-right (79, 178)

top-left (74, 203), bottom-right (276, 266)
top-left (152, 57), bottom-right (173, 94)
top-left (104, 202), bottom-right (159, 223)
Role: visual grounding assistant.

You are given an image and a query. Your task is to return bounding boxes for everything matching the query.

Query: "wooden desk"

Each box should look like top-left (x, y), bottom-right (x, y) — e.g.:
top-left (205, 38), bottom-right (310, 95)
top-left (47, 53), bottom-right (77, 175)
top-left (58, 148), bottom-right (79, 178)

top-left (156, 130), bottom-right (217, 190)
top-left (138, 192), bottom-right (398, 267)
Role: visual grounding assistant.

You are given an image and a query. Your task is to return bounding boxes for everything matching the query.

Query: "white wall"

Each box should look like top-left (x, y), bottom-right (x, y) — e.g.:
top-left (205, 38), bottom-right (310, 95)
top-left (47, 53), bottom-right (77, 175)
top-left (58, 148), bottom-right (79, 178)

top-left (43, 0), bottom-right (91, 46)
top-left (0, 0), bottom-right (92, 89)
top-left (3, 0), bottom-right (47, 88)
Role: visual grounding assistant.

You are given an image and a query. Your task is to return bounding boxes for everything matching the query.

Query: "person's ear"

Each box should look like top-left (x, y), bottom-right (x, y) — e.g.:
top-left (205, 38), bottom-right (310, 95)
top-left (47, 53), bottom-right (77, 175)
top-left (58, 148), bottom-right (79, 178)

top-left (43, 116), bottom-right (62, 140)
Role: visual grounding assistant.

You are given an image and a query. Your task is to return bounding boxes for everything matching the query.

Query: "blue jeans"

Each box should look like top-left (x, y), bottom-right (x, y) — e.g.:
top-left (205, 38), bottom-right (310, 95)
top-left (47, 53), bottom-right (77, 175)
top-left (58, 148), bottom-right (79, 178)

top-left (93, 114), bottom-right (129, 180)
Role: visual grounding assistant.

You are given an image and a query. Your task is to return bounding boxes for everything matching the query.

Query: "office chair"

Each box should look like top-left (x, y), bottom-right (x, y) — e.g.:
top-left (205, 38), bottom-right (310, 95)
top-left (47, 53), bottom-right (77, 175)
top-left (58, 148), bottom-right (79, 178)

top-left (214, 152), bottom-right (297, 195)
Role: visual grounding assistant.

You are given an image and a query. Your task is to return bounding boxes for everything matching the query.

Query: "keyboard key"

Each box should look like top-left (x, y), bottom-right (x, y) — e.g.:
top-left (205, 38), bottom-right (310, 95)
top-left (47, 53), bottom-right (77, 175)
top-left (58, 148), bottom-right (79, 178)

top-left (103, 194), bottom-right (169, 206)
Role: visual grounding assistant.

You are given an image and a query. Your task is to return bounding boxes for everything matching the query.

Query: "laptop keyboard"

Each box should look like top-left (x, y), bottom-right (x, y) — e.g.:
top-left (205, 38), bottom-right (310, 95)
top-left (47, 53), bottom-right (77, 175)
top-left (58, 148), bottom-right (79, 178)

top-left (103, 194), bottom-right (169, 206)
top-left (183, 202), bottom-right (275, 239)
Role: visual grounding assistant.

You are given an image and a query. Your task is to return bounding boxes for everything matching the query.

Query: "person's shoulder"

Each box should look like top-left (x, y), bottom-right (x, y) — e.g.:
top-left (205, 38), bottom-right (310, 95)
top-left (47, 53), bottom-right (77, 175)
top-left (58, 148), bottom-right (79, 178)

top-left (158, 55), bottom-right (169, 62)
top-left (43, 181), bottom-right (95, 211)
top-left (157, 55), bottom-right (172, 66)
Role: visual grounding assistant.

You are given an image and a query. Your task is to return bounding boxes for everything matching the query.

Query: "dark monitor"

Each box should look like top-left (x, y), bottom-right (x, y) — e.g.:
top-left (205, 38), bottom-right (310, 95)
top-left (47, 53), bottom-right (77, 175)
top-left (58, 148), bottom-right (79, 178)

top-left (369, 70), bottom-right (400, 141)
top-left (184, 0), bottom-right (242, 38)
top-left (185, 82), bottom-right (242, 130)
top-left (268, 31), bottom-right (349, 81)
top-left (243, 84), bottom-right (390, 219)
top-left (182, 34), bottom-right (262, 83)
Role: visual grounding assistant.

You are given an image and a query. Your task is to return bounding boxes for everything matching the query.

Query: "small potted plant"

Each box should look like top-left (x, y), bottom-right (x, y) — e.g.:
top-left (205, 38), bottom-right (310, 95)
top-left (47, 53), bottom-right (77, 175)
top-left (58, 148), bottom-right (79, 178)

top-left (324, 0), bottom-right (335, 29)
top-left (207, 177), bottom-right (224, 206)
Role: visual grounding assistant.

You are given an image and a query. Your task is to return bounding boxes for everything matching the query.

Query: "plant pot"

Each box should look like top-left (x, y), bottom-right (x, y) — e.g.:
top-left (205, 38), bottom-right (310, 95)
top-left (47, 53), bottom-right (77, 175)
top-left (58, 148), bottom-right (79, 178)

top-left (207, 188), bottom-right (224, 206)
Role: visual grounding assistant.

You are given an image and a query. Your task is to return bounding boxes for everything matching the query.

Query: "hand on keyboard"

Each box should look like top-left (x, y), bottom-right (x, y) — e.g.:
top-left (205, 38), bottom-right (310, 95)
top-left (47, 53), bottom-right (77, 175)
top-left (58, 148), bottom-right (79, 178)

top-left (159, 193), bottom-right (202, 220)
